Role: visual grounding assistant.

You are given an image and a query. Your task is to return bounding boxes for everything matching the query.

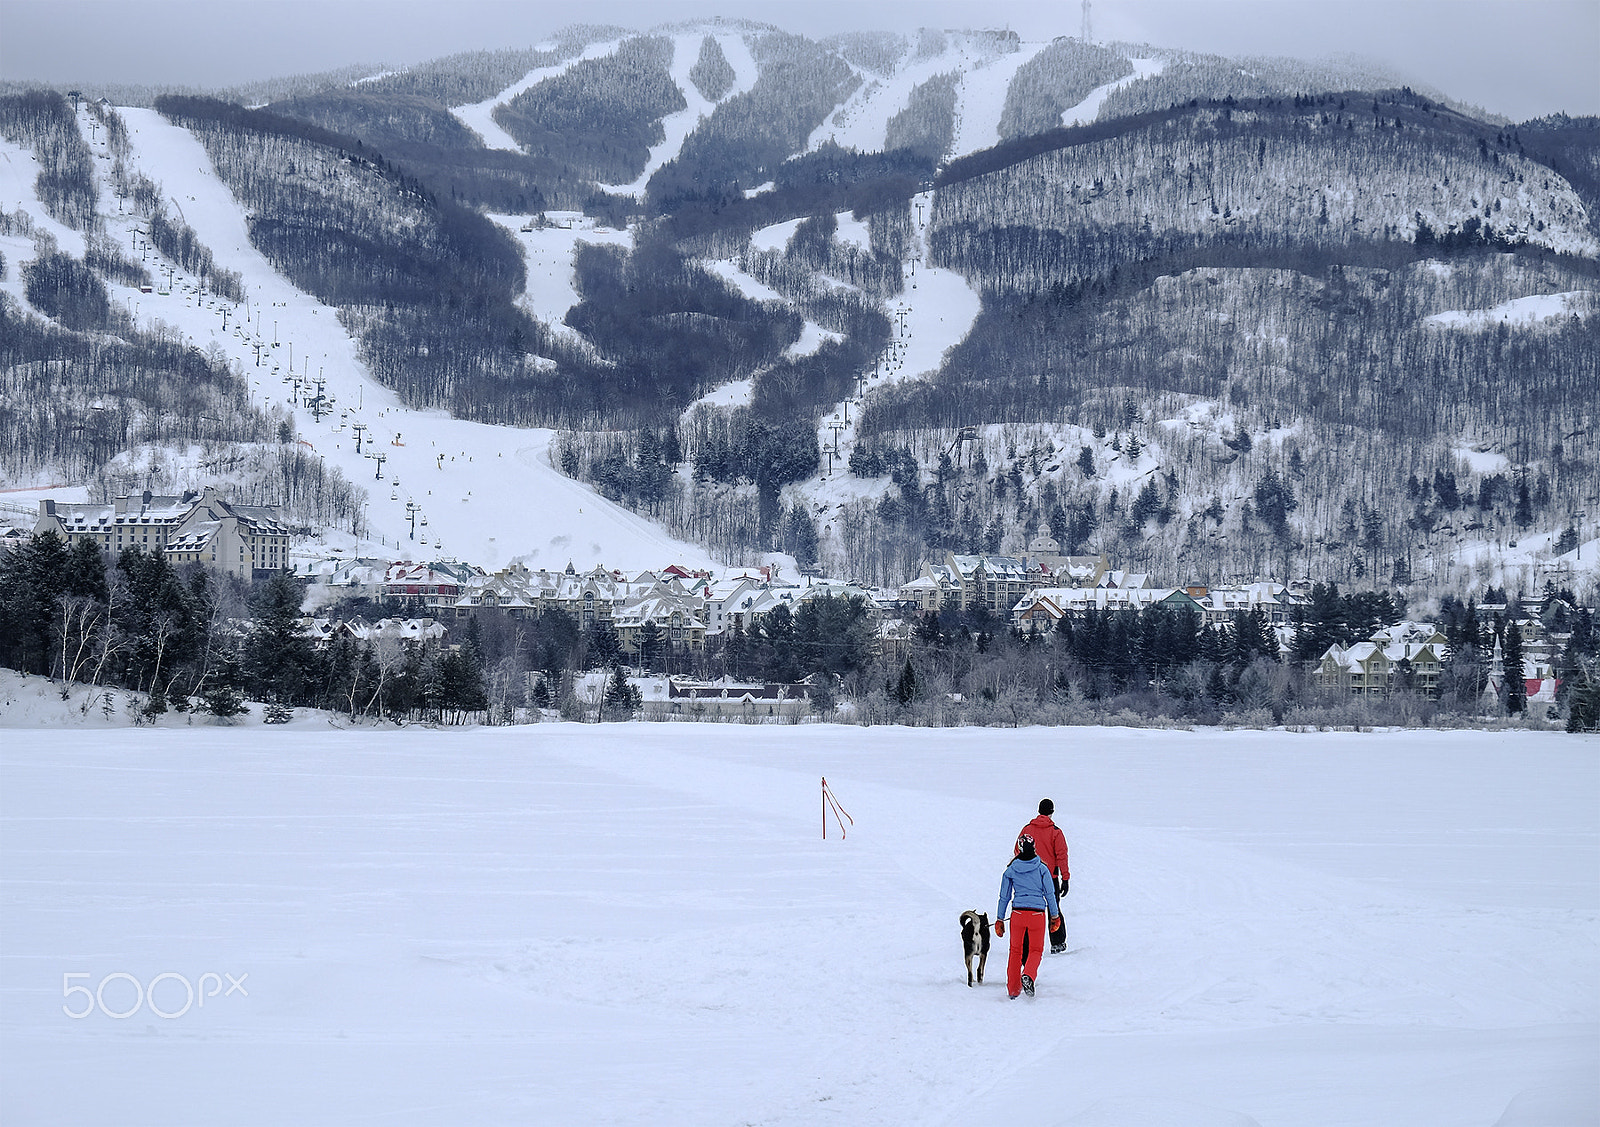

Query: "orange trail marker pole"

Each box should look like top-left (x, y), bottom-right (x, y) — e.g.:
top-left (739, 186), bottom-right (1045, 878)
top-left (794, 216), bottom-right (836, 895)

top-left (821, 777), bottom-right (853, 839)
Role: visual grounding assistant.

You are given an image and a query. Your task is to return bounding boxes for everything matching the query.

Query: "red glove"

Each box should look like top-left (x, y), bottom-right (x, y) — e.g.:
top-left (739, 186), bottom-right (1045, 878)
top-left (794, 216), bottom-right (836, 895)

top-left (994, 918), bottom-right (1005, 937)
top-left (1050, 917), bottom-right (1062, 930)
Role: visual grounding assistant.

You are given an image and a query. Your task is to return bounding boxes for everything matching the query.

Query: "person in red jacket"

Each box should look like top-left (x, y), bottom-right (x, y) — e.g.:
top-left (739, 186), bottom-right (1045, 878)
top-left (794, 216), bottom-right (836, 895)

top-left (1017, 798), bottom-right (1070, 953)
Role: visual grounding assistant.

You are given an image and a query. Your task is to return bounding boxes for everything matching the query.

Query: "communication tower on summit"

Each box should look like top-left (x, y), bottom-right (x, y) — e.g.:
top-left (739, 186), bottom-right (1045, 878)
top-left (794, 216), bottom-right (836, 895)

top-left (1081, 0), bottom-right (1093, 44)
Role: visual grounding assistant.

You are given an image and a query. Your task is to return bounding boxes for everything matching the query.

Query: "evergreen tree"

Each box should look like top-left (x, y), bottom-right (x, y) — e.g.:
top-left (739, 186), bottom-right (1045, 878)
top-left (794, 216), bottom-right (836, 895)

top-left (1566, 658), bottom-right (1599, 732)
top-left (116, 547), bottom-right (205, 698)
top-left (1502, 619), bottom-right (1526, 715)
top-left (438, 645), bottom-right (488, 720)
top-left (892, 658), bottom-right (919, 705)
top-left (1291, 581), bottom-right (1346, 661)
top-left (0, 531), bottom-right (69, 674)
top-left (199, 647), bottom-right (248, 720)
top-left (63, 537), bottom-right (109, 603)
top-left (1228, 608), bottom-right (1278, 669)
top-left (587, 618), bottom-right (623, 669)
top-left (245, 570), bottom-right (318, 705)
top-left (1252, 469), bottom-right (1298, 537)
top-left (636, 618), bottom-right (663, 671)
top-left (780, 506), bottom-right (820, 569)
top-left (602, 663), bottom-right (641, 720)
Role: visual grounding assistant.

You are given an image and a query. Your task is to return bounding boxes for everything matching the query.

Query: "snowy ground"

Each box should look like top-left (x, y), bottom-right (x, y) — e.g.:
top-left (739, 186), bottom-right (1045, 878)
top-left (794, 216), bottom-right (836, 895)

top-left (1424, 291), bottom-right (1596, 330)
top-left (1, 692), bottom-right (1594, 1126)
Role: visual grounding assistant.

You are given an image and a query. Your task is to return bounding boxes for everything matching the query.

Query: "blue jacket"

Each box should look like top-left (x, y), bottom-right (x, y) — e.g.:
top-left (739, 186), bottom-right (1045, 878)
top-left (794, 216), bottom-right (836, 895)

top-left (998, 855), bottom-right (1061, 920)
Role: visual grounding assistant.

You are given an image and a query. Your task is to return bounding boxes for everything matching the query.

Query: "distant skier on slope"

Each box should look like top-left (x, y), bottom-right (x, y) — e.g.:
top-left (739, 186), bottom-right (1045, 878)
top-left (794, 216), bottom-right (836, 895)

top-left (1018, 798), bottom-right (1070, 953)
top-left (994, 833), bottom-right (1061, 999)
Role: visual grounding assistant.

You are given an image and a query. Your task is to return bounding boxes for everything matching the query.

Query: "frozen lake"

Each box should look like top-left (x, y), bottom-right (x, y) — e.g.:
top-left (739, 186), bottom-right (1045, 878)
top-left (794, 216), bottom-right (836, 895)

top-left (2, 721), bottom-right (1595, 1125)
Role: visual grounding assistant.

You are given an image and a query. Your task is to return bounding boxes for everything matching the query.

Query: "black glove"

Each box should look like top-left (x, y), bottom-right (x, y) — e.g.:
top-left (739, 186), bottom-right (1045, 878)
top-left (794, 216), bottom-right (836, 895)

top-left (1058, 877), bottom-right (1069, 897)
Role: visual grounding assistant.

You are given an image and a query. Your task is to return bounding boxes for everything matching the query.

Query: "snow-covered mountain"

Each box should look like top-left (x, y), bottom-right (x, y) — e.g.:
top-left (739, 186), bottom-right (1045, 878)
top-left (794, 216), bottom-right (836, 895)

top-left (2, 19), bottom-right (1596, 596)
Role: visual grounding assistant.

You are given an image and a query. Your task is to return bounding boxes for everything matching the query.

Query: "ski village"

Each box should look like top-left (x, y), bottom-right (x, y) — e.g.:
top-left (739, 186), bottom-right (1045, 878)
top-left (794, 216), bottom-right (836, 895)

top-left (0, 6), bottom-right (1596, 1126)
top-left (9, 484), bottom-right (1583, 725)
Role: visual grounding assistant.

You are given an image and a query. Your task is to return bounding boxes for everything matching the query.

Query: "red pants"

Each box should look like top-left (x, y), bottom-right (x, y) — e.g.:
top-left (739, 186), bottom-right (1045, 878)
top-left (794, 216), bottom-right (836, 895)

top-left (1006, 910), bottom-right (1046, 996)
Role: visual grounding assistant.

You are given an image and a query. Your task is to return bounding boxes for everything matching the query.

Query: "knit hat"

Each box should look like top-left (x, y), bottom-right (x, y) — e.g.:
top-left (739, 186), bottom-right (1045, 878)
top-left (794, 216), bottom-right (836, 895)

top-left (1016, 833), bottom-right (1037, 860)
top-left (1039, 798), bottom-right (1054, 816)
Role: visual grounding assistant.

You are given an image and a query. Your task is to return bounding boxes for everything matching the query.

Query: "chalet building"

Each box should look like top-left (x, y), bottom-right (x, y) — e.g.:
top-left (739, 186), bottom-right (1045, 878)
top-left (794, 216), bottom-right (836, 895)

top-left (1316, 623), bottom-right (1447, 698)
top-left (1046, 552), bottom-right (1112, 588)
top-left (899, 565), bottom-right (962, 614)
top-left (700, 574), bottom-right (882, 640)
top-left (901, 546), bottom-right (1112, 614)
top-left (1183, 582), bottom-right (1298, 625)
top-left (382, 562), bottom-right (476, 608)
top-left (900, 552), bottom-right (1033, 615)
top-left (1012, 585), bottom-right (1202, 627)
top-left (34, 486), bottom-right (291, 579)
top-left (612, 589), bottom-right (708, 656)
top-left (298, 616), bottom-right (449, 648)
top-left (443, 563), bottom-right (713, 642)
top-left (643, 676), bottom-right (811, 718)
top-left (703, 573), bottom-right (782, 634)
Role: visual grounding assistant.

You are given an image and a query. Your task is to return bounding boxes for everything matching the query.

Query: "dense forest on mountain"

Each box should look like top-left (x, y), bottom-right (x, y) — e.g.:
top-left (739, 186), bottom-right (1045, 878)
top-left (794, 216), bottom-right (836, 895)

top-left (266, 90), bottom-right (552, 212)
top-left (493, 35), bottom-right (684, 186)
top-left (998, 38), bottom-right (1133, 140)
top-left (1093, 47), bottom-right (1414, 122)
top-left (646, 31), bottom-right (861, 211)
top-left (688, 35), bottom-right (736, 102)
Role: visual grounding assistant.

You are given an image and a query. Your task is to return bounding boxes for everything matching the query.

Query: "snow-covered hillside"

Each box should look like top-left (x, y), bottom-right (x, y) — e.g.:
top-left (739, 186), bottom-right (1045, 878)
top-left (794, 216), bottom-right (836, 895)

top-left (452, 38), bottom-right (623, 152)
top-left (29, 105), bottom-right (716, 572)
top-left (2, 713), bottom-right (1594, 1125)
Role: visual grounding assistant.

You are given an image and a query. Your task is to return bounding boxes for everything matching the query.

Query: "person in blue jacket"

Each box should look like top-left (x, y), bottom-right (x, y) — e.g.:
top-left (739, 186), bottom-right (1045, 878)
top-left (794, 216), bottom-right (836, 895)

top-left (995, 833), bottom-right (1062, 998)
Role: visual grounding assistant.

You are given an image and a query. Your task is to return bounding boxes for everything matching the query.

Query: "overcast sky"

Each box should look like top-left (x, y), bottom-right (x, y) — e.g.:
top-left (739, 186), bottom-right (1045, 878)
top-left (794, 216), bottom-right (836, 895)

top-left (2, 0), bottom-right (1596, 121)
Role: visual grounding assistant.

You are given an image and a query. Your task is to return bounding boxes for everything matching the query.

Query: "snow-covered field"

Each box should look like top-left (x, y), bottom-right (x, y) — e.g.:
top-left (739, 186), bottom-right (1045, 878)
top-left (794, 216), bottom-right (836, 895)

top-left (2, 701), bottom-right (1594, 1126)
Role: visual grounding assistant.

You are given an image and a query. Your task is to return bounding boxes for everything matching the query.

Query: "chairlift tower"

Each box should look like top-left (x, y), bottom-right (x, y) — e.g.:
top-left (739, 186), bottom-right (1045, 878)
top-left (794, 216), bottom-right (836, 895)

top-left (1082, 0), bottom-right (1092, 44)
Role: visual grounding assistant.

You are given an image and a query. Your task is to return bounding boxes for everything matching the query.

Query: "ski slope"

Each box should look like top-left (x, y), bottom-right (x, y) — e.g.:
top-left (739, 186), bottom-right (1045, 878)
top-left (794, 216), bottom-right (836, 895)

top-left (2, 708), bottom-right (1594, 1126)
top-left (599, 32), bottom-right (758, 198)
top-left (452, 39), bottom-right (623, 152)
top-left (783, 189), bottom-right (983, 510)
top-left (1060, 56), bottom-right (1167, 126)
top-left (489, 211), bottom-right (633, 347)
top-left (36, 106), bottom-right (716, 573)
top-left (950, 39), bottom-right (1052, 158)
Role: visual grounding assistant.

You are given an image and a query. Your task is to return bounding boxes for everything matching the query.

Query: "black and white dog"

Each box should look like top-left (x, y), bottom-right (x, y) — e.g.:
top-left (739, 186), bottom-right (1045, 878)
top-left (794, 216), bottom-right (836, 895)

top-left (959, 910), bottom-right (991, 987)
